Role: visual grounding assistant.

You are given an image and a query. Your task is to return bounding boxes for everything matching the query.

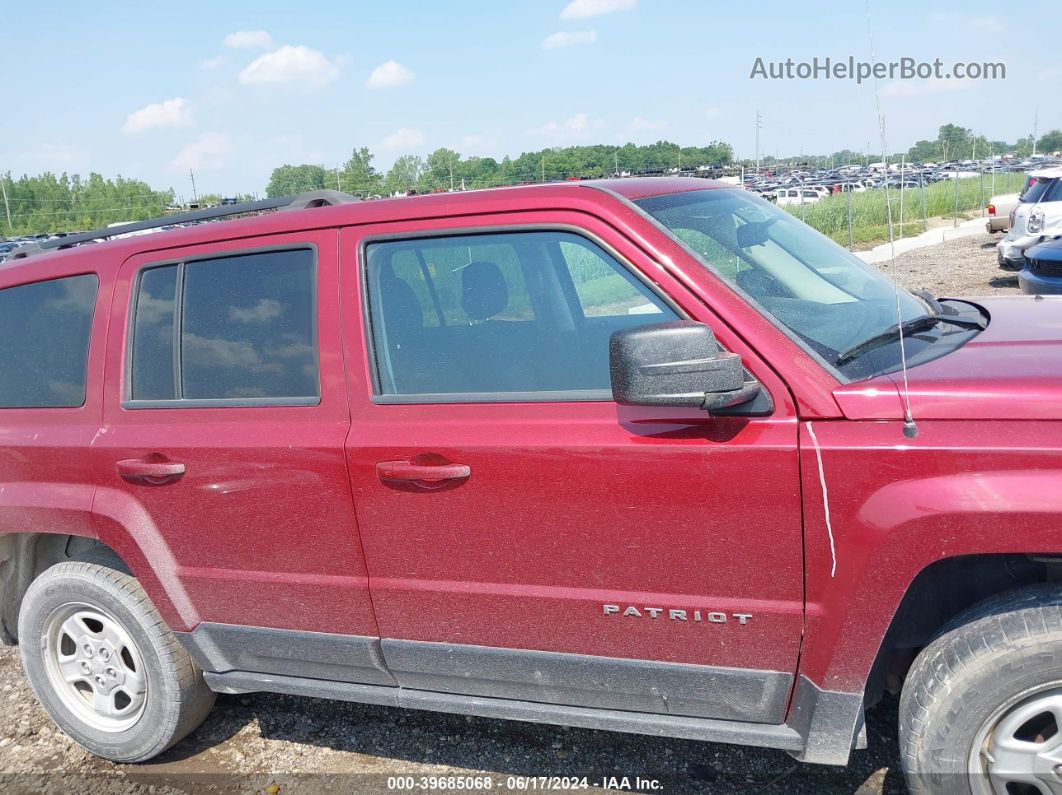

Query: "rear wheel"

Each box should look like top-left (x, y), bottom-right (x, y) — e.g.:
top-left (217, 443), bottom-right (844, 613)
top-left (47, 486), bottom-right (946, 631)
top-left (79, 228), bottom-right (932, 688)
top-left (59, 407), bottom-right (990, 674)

top-left (18, 560), bottom-right (214, 762)
top-left (900, 585), bottom-right (1062, 794)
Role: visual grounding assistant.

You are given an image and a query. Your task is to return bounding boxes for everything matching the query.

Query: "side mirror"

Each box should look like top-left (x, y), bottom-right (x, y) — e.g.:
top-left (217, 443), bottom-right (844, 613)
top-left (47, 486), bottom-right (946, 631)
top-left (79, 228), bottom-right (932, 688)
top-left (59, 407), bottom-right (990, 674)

top-left (609, 321), bottom-right (764, 412)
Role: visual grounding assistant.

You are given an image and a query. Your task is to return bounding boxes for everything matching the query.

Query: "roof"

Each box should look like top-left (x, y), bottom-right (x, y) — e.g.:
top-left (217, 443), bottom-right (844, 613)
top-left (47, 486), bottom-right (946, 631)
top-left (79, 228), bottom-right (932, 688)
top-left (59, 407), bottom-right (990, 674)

top-left (1030, 166), bottom-right (1062, 179)
top-left (1, 177), bottom-right (727, 282)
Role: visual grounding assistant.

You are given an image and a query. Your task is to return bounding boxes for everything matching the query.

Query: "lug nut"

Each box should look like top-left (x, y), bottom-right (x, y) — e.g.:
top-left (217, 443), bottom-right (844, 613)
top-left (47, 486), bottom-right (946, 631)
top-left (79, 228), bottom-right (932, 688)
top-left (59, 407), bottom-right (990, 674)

top-left (80, 661), bottom-right (91, 673)
top-left (82, 644), bottom-right (93, 656)
top-left (94, 675), bottom-right (106, 686)
top-left (105, 667), bottom-right (118, 678)
top-left (98, 648), bottom-right (110, 661)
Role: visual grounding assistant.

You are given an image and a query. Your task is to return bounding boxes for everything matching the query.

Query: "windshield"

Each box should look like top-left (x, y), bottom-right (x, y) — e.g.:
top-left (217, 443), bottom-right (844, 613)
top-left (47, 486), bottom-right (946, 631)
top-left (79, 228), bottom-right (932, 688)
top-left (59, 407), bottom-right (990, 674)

top-left (634, 188), bottom-right (929, 379)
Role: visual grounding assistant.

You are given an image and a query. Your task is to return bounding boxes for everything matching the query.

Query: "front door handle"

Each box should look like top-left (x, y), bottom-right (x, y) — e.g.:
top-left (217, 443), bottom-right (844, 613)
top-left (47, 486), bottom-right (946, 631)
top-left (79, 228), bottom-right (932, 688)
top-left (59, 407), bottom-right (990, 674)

top-left (376, 458), bottom-right (470, 484)
top-left (117, 458), bottom-right (185, 486)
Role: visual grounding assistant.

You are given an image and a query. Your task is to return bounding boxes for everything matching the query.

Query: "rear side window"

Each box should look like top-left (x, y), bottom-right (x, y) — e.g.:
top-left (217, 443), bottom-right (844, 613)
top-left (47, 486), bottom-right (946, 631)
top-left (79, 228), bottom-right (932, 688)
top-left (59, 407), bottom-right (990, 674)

top-left (0, 274), bottom-right (98, 408)
top-left (1021, 178), bottom-right (1062, 203)
top-left (129, 248), bottom-right (317, 404)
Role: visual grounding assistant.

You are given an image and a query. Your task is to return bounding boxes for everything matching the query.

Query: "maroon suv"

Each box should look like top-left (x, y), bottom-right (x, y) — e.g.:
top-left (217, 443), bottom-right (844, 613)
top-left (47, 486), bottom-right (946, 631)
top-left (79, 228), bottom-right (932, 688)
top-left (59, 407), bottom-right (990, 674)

top-left (2, 179), bottom-right (1061, 792)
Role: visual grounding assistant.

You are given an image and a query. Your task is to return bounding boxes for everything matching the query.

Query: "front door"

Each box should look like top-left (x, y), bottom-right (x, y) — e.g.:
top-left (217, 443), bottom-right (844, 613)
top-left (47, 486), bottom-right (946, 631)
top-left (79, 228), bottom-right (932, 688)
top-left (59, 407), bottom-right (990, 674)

top-left (342, 213), bottom-right (804, 723)
top-left (92, 231), bottom-right (388, 685)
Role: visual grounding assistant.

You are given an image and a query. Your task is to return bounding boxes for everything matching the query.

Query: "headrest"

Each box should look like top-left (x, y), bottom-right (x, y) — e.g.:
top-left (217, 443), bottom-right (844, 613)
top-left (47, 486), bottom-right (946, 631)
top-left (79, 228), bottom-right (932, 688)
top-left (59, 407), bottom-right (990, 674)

top-left (461, 261), bottom-right (508, 322)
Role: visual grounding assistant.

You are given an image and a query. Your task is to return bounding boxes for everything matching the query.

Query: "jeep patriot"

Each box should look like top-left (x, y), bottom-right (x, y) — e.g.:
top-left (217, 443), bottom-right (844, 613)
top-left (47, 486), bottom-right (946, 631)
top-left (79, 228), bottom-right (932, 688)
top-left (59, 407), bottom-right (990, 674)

top-left (1, 179), bottom-right (1060, 793)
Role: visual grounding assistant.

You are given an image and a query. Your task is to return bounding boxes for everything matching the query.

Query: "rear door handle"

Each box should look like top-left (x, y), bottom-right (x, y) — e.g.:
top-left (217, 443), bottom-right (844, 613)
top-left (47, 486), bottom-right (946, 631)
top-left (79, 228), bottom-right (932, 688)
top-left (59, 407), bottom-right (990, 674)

top-left (376, 459), bottom-right (470, 483)
top-left (117, 458), bottom-right (185, 486)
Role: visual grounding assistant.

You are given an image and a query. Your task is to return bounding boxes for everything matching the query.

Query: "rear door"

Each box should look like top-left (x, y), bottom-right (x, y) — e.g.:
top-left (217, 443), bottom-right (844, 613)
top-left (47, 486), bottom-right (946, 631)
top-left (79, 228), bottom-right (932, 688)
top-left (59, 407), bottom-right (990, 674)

top-left (91, 231), bottom-right (389, 685)
top-left (341, 211), bottom-right (804, 724)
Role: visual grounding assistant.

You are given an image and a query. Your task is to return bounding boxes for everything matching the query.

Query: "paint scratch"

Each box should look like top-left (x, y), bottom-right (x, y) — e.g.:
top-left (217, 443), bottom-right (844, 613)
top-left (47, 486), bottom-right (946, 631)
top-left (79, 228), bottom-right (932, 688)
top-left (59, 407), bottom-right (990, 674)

top-left (805, 421), bottom-right (837, 578)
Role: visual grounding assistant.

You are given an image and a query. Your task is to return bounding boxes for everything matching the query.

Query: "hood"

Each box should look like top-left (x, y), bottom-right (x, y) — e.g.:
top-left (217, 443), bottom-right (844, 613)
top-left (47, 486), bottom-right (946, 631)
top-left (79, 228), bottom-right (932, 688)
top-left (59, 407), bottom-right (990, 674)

top-left (834, 296), bottom-right (1062, 421)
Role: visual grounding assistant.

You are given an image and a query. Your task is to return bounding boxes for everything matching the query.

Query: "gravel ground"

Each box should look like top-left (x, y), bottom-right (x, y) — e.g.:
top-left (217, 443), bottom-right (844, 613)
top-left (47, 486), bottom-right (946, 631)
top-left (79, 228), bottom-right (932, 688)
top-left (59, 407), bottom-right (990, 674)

top-left (872, 229), bottom-right (1018, 297)
top-left (0, 233), bottom-right (1010, 794)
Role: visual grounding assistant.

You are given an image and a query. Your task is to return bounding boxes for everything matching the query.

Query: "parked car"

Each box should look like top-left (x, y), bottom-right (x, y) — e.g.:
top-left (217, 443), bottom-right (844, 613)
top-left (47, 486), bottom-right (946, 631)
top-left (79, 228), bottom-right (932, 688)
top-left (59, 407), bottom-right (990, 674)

top-left (998, 167), bottom-right (1062, 269)
top-left (1018, 235), bottom-right (1062, 294)
top-left (985, 191), bottom-right (1020, 233)
top-left (1, 180), bottom-right (1061, 793)
top-left (774, 187), bottom-right (823, 205)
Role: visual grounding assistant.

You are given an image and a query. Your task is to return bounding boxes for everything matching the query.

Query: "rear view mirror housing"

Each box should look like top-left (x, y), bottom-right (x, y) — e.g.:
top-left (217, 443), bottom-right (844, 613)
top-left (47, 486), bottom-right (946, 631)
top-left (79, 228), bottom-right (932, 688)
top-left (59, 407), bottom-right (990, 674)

top-left (609, 321), bottom-right (767, 413)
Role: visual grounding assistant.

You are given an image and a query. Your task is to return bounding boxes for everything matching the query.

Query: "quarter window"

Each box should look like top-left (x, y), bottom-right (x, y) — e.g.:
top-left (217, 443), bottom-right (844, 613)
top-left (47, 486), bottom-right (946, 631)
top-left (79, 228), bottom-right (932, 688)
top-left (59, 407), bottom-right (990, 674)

top-left (129, 249), bottom-right (317, 403)
top-left (364, 230), bottom-right (676, 398)
top-left (0, 274), bottom-right (98, 408)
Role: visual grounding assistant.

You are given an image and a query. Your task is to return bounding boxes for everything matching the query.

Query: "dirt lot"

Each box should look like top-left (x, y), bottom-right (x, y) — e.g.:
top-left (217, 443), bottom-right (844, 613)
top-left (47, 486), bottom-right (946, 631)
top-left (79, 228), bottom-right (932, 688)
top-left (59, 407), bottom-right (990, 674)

top-left (872, 230), bottom-right (1018, 297)
top-left (0, 233), bottom-right (1013, 794)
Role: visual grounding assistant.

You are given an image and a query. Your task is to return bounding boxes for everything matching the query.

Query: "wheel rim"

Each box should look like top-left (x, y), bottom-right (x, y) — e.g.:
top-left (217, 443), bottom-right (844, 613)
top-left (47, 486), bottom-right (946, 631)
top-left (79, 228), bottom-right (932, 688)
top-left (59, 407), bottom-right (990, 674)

top-left (41, 603), bottom-right (147, 733)
top-left (970, 686), bottom-right (1062, 795)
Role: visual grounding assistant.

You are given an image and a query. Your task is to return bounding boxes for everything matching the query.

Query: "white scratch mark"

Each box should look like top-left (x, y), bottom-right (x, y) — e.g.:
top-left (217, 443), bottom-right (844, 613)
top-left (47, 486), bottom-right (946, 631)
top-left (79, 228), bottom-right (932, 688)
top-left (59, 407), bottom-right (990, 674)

top-left (806, 421), bottom-right (837, 578)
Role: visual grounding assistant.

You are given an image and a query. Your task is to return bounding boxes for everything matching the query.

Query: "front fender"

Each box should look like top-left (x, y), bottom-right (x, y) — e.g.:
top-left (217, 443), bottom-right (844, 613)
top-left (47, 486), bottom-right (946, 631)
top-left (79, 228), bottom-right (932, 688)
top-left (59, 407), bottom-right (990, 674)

top-left (797, 420), bottom-right (1062, 693)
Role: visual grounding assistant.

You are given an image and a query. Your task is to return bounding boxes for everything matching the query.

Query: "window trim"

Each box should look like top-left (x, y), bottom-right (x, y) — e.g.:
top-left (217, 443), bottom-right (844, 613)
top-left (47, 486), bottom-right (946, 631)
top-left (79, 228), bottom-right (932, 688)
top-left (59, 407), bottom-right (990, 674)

top-left (0, 272), bottom-right (99, 410)
top-left (358, 224), bottom-right (686, 405)
top-left (123, 243), bottom-right (321, 410)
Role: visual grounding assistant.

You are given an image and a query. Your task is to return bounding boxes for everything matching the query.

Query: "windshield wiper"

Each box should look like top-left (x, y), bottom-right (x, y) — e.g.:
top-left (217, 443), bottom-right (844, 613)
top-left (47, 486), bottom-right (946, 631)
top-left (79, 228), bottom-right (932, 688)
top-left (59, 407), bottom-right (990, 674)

top-left (834, 314), bottom-right (983, 365)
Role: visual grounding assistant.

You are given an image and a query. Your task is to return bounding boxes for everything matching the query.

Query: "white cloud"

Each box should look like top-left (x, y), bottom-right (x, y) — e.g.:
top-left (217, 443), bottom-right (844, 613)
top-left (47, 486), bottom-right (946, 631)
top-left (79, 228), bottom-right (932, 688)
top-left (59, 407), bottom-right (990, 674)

top-left (542, 30), bottom-right (598, 49)
top-left (629, 116), bottom-right (666, 131)
top-left (223, 30), bottom-right (273, 49)
top-left (705, 106), bottom-right (734, 119)
top-left (365, 60), bottom-right (416, 90)
top-left (201, 56), bottom-right (228, 70)
top-left (560, 0), bottom-right (635, 20)
top-left (122, 98), bottom-right (192, 135)
top-left (526, 112), bottom-right (595, 143)
top-left (882, 78), bottom-right (977, 98)
top-left (381, 127), bottom-right (426, 150)
top-left (169, 132), bottom-right (233, 172)
top-left (239, 45), bottom-right (341, 86)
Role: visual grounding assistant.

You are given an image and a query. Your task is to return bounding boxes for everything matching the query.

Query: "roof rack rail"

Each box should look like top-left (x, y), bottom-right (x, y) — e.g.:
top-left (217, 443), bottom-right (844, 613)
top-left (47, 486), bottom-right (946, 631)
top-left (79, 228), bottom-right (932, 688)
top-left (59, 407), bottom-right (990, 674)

top-left (6, 189), bottom-right (359, 260)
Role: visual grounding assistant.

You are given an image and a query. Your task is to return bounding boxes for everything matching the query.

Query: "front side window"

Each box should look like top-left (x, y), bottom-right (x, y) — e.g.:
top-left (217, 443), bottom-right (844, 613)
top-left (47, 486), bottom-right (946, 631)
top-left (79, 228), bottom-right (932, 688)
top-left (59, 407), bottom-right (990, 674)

top-left (0, 274), bottom-right (98, 407)
top-left (129, 248), bottom-right (317, 403)
top-left (364, 230), bottom-right (676, 398)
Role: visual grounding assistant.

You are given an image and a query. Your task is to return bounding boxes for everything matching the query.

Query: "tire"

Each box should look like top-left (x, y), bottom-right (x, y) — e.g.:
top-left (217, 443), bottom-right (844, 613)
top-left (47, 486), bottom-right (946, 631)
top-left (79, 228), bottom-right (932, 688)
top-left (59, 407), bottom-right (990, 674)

top-left (18, 560), bottom-right (215, 762)
top-left (900, 585), bottom-right (1062, 794)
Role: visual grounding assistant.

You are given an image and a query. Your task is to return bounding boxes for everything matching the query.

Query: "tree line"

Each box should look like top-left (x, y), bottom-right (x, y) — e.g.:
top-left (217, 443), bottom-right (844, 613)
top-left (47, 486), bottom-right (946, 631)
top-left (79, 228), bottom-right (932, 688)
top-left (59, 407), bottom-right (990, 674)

top-left (0, 172), bottom-right (174, 237)
top-left (265, 140), bottom-right (735, 198)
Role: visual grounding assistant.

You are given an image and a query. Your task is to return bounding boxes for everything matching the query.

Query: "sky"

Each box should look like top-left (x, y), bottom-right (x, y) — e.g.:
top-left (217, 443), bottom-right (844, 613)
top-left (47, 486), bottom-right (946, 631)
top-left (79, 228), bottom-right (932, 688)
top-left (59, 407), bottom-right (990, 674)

top-left (1, 0), bottom-right (1057, 198)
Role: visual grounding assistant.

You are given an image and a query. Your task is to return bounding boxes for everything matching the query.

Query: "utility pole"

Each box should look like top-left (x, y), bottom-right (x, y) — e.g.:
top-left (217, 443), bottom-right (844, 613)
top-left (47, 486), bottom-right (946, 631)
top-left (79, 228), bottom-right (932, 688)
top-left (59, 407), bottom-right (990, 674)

top-left (0, 175), bottom-right (11, 230)
top-left (614, 151), bottom-right (619, 176)
top-left (540, 154), bottom-right (546, 183)
top-left (336, 168), bottom-right (342, 191)
top-left (1032, 109), bottom-right (1039, 156)
top-left (754, 110), bottom-right (763, 170)
top-left (189, 170), bottom-right (198, 205)
top-left (448, 161), bottom-right (455, 192)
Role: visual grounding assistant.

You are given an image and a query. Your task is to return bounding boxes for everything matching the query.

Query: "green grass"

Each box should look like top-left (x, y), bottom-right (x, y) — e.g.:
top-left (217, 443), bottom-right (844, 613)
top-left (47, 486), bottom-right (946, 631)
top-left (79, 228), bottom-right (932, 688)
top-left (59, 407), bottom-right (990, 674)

top-left (787, 172), bottom-right (1028, 247)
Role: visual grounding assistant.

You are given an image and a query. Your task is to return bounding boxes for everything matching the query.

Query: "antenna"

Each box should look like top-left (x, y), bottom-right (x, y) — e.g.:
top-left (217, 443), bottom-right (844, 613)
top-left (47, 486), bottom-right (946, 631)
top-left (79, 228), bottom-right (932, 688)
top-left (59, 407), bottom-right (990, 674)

top-left (867, 0), bottom-right (917, 438)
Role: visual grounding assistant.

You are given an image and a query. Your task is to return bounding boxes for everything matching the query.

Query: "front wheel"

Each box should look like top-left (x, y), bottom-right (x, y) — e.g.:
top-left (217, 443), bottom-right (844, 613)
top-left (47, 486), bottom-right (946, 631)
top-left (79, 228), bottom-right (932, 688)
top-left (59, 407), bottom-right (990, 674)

top-left (900, 585), bottom-right (1062, 794)
top-left (18, 560), bottom-right (215, 762)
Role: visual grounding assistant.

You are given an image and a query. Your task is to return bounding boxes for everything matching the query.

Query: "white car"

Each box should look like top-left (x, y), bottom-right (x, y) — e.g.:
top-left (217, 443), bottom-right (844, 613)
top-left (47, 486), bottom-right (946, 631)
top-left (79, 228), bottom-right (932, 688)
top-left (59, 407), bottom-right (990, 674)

top-left (997, 167), bottom-right (1062, 269)
top-left (774, 188), bottom-right (824, 206)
